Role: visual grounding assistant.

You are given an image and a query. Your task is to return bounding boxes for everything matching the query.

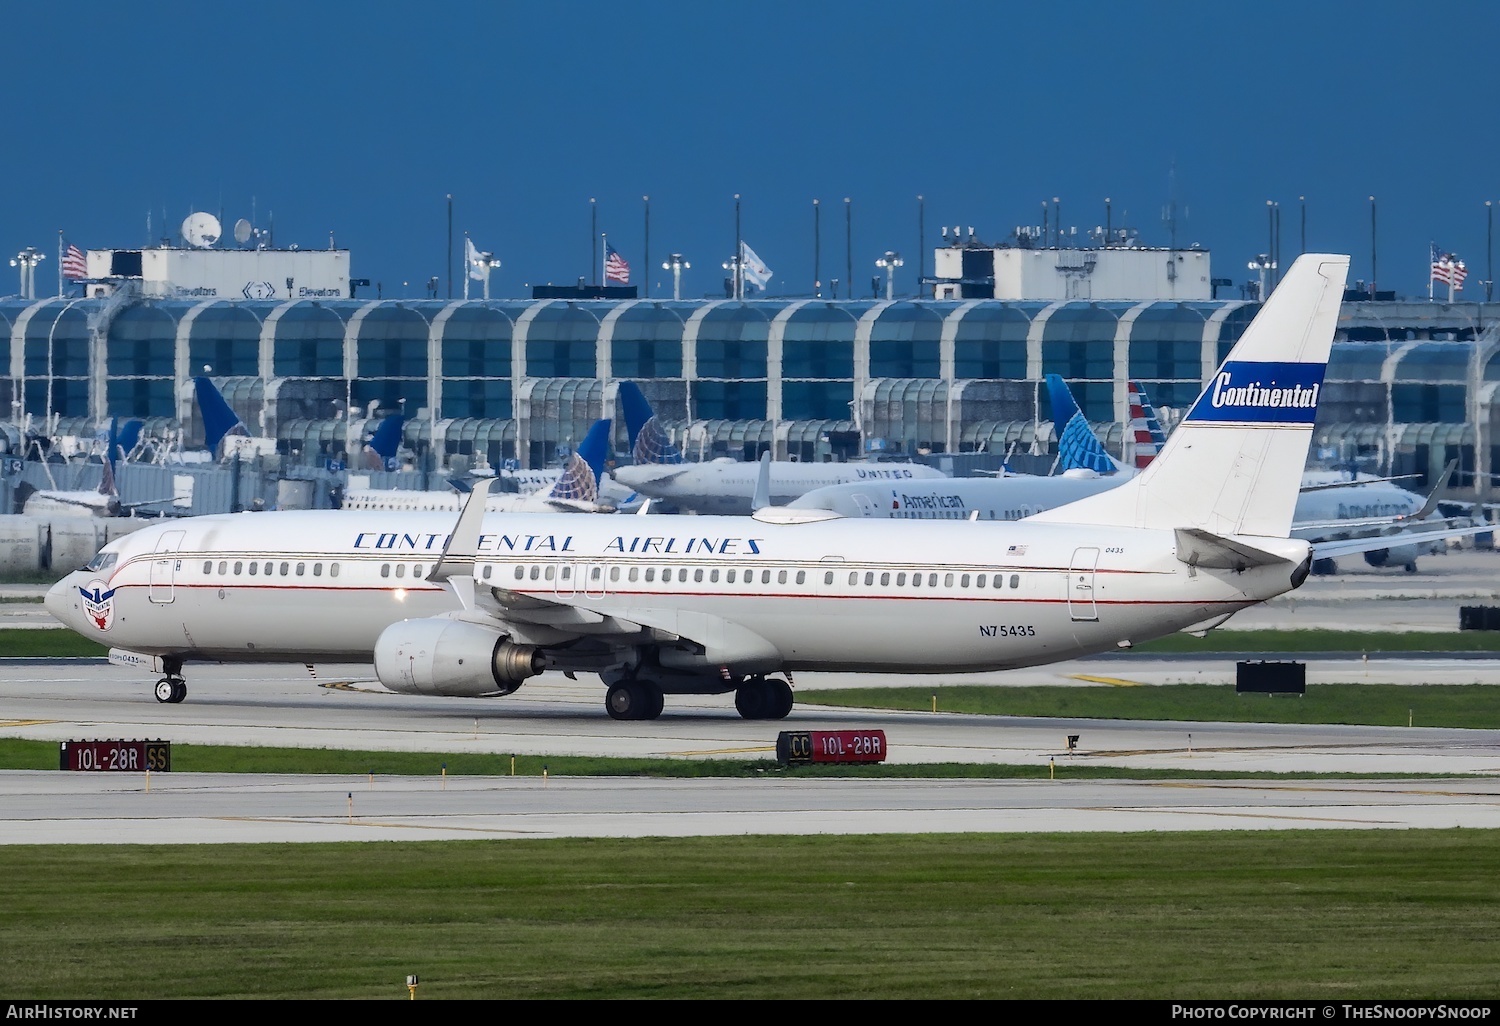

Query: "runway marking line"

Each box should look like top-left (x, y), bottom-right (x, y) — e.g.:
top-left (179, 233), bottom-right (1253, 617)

top-left (0, 719), bottom-right (58, 727)
top-left (1067, 674), bottom-right (1143, 687)
top-left (1090, 806), bottom-right (1404, 826)
top-left (1151, 781), bottom-right (1500, 799)
top-left (666, 746), bottom-right (776, 757)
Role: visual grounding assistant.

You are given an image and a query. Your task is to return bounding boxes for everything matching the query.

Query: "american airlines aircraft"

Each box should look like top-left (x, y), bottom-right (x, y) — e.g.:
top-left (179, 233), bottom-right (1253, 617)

top-left (611, 382), bottom-right (949, 514)
top-left (17, 418), bottom-right (168, 518)
top-left (48, 253), bottom-right (1353, 720)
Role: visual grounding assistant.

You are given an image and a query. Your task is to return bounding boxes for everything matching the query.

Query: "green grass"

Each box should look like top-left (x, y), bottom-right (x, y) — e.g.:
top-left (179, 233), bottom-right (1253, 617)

top-left (802, 682), bottom-right (1500, 728)
top-left (0, 628), bottom-right (106, 658)
top-left (1134, 629), bottom-right (1500, 653)
top-left (0, 739), bottom-right (1452, 780)
top-left (3, 832), bottom-right (1498, 998)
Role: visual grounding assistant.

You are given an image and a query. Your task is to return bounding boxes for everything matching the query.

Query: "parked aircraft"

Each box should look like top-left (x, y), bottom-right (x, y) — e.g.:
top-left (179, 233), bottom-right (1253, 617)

top-left (51, 254), bottom-right (1364, 719)
top-left (612, 382), bottom-right (949, 514)
top-left (339, 419), bottom-right (618, 514)
top-left (15, 418), bottom-right (162, 518)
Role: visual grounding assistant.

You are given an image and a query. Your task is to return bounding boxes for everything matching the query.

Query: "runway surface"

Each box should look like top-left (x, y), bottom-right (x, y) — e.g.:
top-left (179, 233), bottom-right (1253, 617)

top-left (3, 549), bottom-right (1499, 843)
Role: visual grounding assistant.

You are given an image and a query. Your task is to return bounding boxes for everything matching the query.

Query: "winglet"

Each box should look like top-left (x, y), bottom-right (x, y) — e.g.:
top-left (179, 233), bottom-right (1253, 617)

top-left (751, 450), bottom-right (772, 511)
top-left (427, 478), bottom-right (494, 609)
top-left (1402, 459), bottom-right (1458, 522)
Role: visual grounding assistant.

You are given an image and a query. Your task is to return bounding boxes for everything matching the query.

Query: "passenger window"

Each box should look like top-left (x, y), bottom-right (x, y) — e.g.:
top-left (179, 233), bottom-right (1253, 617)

top-left (591, 567), bottom-right (601, 581)
top-left (944, 573), bottom-right (954, 587)
top-left (694, 568), bottom-right (704, 583)
top-left (796, 571), bottom-right (805, 585)
top-left (395, 564), bottom-right (405, 578)
top-left (482, 565), bottom-right (492, 580)
top-left (514, 566), bottom-right (525, 580)
top-left (263, 562), bottom-right (273, 575)
top-left (880, 572), bottom-right (890, 586)
top-left (726, 569), bottom-right (737, 583)
top-left (234, 561), bottom-right (243, 575)
top-left (629, 567), bottom-right (639, 582)
top-left (897, 573), bottom-right (906, 586)
top-left (248, 562), bottom-right (258, 576)
top-left (280, 562), bottom-right (290, 576)
top-left (561, 565), bottom-right (571, 580)
top-left (313, 563), bottom-right (322, 576)
top-left (710, 569), bottom-right (719, 583)
top-left (864, 572), bottom-right (874, 586)
top-left (976, 575), bottom-right (986, 589)
top-left (202, 561), bottom-right (212, 574)
top-left (1010, 574), bottom-right (1020, 589)
top-left (993, 575), bottom-right (1004, 588)
top-left (961, 574), bottom-right (970, 587)
top-left (611, 567), bottom-right (621, 582)
top-left (529, 566), bottom-right (540, 580)
top-left (330, 563), bottom-right (340, 578)
top-left (912, 573), bottom-right (922, 588)
top-left (928, 574), bottom-right (938, 587)
top-left (545, 566), bottom-right (556, 581)
top-left (679, 568), bottom-right (689, 582)
top-left (645, 568), bottom-right (656, 582)
top-left (296, 562), bottom-right (305, 576)
top-left (218, 561), bottom-right (227, 575)
top-left (761, 570), bottom-right (771, 584)
top-left (778, 570), bottom-right (787, 584)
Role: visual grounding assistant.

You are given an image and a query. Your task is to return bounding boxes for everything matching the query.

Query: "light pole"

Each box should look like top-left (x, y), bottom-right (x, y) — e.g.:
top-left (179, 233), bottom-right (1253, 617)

top-left (1248, 254), bottom-right (1275, 301)
top-left (662, 253), bottom-right (689, 300)
top-left (721, 255), bottom-right (742, 300)
top-left (875, 251), bottom-right (903, 300)
top-left (1487, 200), bottom-right (1494, 303)
top-left (10, 247), bottom-right (44, 300)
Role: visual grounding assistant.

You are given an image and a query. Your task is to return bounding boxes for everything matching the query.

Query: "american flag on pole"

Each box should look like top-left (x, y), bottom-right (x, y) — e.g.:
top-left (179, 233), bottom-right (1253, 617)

top-left (1450, 259), bottom-right (1469, 290)
top-left (604, 243), bottom-right (630, 284)
top-left (61, 243), bottom-right (88, 280)
top-left (1431, 243), bottom-right (1451, 285)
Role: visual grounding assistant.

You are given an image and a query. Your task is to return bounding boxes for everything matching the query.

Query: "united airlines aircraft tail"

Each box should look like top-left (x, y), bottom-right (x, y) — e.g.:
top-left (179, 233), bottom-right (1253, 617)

top-left (1030, 253), bottom-right (1349, 538)
top-left (192, 377), bottom-right (249, 454)
top-left (363, 414), bottom-right (405, 470)
top-left (1044, 375), bottom-right (1120, 475)
top-left (618, 381), bottom-right (684, 465)
top-left (548, 418), bottom-right (612, 504)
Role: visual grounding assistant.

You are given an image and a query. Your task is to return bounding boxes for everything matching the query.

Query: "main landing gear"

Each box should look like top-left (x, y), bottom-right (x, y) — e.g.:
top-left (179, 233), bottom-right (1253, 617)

top-left (735, 676), bottom-right (794, 721)
top-left (606, 678), bottom-right (666, 721)
top-left (153, 658), bottom-right (187, 704)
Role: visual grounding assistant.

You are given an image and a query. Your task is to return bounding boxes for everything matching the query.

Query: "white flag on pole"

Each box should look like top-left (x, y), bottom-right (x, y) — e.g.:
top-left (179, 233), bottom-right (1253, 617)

top-left (466, 237), bottom-right (487, 281)
top-left (740, 241), bottom-right (772, 292)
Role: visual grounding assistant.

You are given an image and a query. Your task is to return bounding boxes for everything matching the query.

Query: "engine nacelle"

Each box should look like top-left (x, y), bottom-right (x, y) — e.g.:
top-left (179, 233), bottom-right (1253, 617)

top-left (373, 618), bottom-right (543, 697)
top-left (1363, 543), bottom-right (1426, 569)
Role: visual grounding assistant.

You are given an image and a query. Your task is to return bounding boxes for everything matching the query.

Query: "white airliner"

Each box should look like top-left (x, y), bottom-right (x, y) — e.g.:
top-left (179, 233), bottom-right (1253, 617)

top-left (17, 418), bottom-right (174, 519)
top-left (611, 382), bottom-right (949, 514)
top-left (339, 419), bottom-right (618, 515)
top-left (48, 253), bottom-right (1354, 720)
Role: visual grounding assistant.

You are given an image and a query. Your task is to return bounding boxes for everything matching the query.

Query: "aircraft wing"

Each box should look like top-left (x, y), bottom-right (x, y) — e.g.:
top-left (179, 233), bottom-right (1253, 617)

top-left (1309, 523), bottom-right (1494, 560)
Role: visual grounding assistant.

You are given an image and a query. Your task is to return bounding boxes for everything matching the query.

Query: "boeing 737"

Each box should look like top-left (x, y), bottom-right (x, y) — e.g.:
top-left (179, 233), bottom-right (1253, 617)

top-left (16, 418), bottom-right (164, 518)
top-left (611, 382), bottom-right (949, 514)
top-left (50, 253), bottom-right (1355, 719)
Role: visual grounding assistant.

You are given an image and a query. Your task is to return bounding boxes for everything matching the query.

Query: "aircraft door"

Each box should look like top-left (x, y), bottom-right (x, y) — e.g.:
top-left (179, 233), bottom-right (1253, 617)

top-left (148, 530), bottom-right (186, 605)
top-left (1067, 546), bottom-right (1099, 622)
top-left (584, 562), bottom-right (606, 599)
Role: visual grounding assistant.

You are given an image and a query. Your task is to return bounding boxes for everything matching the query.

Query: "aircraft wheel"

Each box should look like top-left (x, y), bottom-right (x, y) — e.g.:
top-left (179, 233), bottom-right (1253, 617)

top-left (169, 680), bottom-right (187, 704)
top-left (766, 678), bottom-right (794, 720)
top-left (734, 679), bottom-right (769, 720)
top-left (606, 681), bottom-right (644, 721)
top-left (1405, 562), bottom-right (1419, 573)
top-left (639, 682), bottom-right (665, 720)
top-left (154, 678), bottom-right (175, 704)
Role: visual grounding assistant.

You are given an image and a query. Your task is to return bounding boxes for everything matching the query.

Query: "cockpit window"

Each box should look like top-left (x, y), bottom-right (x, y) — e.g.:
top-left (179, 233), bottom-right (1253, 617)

top-left (85, 551), bottom-right (118, 572)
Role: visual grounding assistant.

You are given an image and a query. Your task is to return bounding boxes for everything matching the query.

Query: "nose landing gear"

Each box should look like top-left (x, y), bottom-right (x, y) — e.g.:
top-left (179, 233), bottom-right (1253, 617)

top-left (153, 676), bottom-right (186, 704)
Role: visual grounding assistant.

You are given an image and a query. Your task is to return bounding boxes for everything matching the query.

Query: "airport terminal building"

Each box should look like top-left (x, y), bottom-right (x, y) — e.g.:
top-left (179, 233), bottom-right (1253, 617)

top-left (4, 246), bottom-right (1500, 501)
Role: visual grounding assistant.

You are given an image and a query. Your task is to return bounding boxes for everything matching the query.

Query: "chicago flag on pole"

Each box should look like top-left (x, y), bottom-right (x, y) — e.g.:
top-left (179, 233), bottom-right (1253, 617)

top-left (740, 241), bottom-right (772, 292)
top-left (62, 243), bottom-right (88, 280)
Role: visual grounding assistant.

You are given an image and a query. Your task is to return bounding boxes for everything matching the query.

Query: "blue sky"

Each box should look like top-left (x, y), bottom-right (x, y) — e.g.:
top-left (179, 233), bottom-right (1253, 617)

top-left (9, 1), bottom-right (1497, 301)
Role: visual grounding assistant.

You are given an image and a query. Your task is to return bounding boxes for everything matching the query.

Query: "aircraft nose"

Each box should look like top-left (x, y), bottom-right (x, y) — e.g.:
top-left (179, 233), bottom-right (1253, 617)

top-left (45, 574), bottom-right (80, 627)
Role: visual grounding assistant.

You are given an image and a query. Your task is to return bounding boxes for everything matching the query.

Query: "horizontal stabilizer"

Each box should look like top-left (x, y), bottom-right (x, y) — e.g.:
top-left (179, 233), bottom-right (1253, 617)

top-left (751, 506), bottom-right (844, 524)
top-left (1175, 528), bottom-right (1294, 571)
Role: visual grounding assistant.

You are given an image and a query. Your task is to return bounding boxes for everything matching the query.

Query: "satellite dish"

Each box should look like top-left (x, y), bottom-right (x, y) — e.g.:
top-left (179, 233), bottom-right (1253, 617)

top-left (233, 219), bottom-right (252, 246)
top-left (181, 212), bottom-right (222, 248)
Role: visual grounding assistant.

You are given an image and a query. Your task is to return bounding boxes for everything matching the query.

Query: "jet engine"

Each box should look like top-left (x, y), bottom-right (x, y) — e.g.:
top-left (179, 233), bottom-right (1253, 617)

top-left (1363, 543), bottom-right (1424, 571)
top-left (373, 618), bottom-right (543, 697)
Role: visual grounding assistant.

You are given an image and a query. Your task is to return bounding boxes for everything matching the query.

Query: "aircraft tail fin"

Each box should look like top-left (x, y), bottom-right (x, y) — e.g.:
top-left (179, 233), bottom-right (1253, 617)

top-left (618, 381), bottom-right (683, 465)
top-left (1029, 254), bottom-right (1349, 537)
top-left (364, 414), bottom-right (405, 469)
top-left (1044, 375), bottom-right (1119, 475)
top-left (547, 419), bottom-right (611, 504)
top-left (193, 377), bottom-right (249, 453)
top-left (1127, 381), bottom-right (1166, 469)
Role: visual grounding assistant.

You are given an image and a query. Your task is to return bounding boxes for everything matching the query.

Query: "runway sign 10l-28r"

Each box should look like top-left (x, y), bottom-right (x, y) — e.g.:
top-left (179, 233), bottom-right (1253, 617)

top-left (59, 740), bottom-right (171, 772)
top-left (776, 730), bottom-right (887, 766)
